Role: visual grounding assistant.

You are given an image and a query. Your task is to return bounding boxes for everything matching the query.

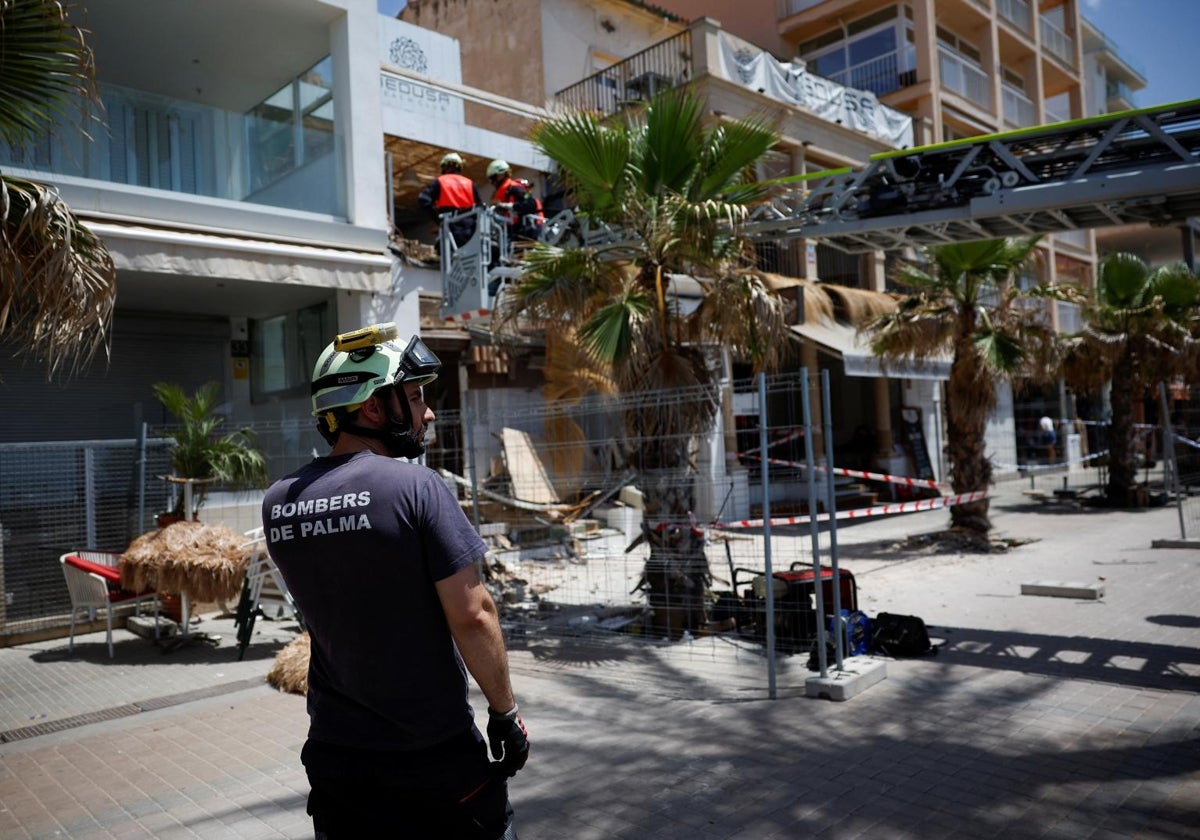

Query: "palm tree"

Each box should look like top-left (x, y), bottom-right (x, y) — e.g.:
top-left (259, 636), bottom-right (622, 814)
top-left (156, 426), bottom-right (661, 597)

top-left (1061, 253), bottom-right (1200, 507)
top-left (152, 382), bottom-right (269, 520)
top-left (0, 0), bottom-right (116, 379)
top-left (867, 237), bottom-right (1057, 543)
top-left (500, 88), bottom-right (791, 637)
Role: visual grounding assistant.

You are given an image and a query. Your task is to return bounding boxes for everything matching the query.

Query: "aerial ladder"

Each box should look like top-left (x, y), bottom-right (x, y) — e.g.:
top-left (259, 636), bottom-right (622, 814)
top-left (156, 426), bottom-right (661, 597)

top-left (439, 98), bottom-right (1200, 319)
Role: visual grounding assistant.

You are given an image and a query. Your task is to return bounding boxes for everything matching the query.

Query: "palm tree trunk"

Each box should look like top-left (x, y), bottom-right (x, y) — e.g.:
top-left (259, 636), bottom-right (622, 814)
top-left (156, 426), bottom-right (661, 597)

top-left (945, 328), bottom-right (993, 539)
top-left (631, 425), bottom-right (710, 640)
top-left (1106, 347), bottom-right (1139, 506)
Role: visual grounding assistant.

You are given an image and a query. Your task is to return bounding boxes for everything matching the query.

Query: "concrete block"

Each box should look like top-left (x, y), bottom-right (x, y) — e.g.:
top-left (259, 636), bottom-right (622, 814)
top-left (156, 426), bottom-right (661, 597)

top-left (1020, 581), bottom-right (1105, 600)
top-left (126, 614), bottom-right (178, 640)
top-left (605, 506), bottom-right (643, 537)
top-left (805, 656), bottom-right (888, 701)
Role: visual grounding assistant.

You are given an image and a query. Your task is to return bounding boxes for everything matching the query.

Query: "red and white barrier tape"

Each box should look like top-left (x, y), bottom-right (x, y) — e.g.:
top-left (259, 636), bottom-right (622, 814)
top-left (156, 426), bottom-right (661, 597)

top-left (444, 308), bottom-right (491, 324)
top-left (713, 490), bottom-right (988, 530)
top-left (746, 454), bottom-right (945, 491)
top-left (739, 427), bottom-right (804, 457)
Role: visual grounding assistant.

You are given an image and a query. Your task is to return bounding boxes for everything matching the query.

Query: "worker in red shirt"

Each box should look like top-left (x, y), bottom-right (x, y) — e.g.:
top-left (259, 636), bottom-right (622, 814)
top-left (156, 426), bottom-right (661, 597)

top-left (419, 152), bottom-right (483, 249)
top-left (486, 160), bottom-right (544, 242)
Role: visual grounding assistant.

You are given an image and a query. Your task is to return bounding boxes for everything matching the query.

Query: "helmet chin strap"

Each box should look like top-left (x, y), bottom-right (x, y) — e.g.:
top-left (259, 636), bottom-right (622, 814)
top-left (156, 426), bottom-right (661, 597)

top-left (343, 386), bottom-right (425, 459)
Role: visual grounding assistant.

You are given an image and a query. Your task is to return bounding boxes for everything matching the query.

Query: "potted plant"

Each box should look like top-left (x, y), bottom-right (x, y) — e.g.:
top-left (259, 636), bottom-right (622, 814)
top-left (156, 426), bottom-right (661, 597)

top-left (152, 381), bottom-right (269, 524)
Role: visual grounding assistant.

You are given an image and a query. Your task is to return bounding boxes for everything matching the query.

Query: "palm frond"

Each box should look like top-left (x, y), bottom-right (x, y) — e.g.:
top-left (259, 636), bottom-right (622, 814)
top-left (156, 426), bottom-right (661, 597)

top-left (0, 176), bottom-right (115, 379)
top-left (0, 0), bottom-right (100, 150)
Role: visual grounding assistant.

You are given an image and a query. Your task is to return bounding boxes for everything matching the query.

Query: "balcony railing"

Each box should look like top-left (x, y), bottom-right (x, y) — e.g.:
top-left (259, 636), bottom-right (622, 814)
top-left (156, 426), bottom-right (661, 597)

top-left (827, 51), bottom-right (918, 98)
top-left (997, 0), bottom-right (1031, 35)
top-left (1056, 300), bottom-right (1082, 334)
top-left (1105, 79), bottom-right (1138, 108)
top-left (939, 48), bottom-right (991, 109)
top-left (0, 82), bottom-right (345, 217)
top-left (1040, 16), bottom-right (1075, 67)
top-left (1002, 85), bottom-right (1036, 128)
top-left (776, 0), bottom-right (824, 17)
top-left (555, 32), bottom-right (691, 116)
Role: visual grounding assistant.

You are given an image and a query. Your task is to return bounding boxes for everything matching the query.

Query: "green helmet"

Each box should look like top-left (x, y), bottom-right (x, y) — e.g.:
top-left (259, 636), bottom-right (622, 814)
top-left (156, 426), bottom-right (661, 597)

top-left (311, 331), bottom-right (441, 417)
top-left (486, 159), bottom-right (510, 179)
top-left (440, 152), bottom-right (465, 170)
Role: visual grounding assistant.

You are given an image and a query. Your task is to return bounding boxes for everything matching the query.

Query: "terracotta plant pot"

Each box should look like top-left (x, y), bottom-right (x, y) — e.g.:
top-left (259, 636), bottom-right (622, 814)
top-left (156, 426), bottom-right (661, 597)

top-left (160, 593), bottom-right (184, 623)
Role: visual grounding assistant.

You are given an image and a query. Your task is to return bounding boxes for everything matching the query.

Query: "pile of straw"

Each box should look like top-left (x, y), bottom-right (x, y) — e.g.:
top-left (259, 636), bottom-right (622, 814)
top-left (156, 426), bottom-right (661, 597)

top-left (267, 632), bottom-right (310, 695)
top-left (120, 521), bottom-right (252, 602)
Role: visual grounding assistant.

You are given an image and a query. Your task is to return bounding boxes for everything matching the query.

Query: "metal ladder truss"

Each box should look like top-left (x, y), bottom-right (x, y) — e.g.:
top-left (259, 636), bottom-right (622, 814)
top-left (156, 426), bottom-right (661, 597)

top-left (745, 98), bottom-right (1200, 253)
top-left (439, 98), bottom-right (1200, 303)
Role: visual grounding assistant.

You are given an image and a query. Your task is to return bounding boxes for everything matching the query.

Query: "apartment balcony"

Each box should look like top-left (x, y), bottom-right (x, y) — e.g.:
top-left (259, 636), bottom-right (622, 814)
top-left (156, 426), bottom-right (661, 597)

top-left (1040, 16), bottom-right (1076, 68)
top-left (1056, 300), bottom-right (1082, 334)
top-left (1002, 85), bottom-right (1036, 128)
top-left (775, 0), bottom-right (824, 17)
top-left (554, 21), bottom-right (913, 150)
top-left (1105, 79), bottom-right (1138, 110)
top-left (939, 48), bottom-right (991, 109)
top-left (827, 52), bottom-right (918, 99)
top-left (997, 0), bottom-right (1032, 36)
top-left (555, 32), bottom-right (691, 115)
top-left (0, 82), bottom-right (345, 219)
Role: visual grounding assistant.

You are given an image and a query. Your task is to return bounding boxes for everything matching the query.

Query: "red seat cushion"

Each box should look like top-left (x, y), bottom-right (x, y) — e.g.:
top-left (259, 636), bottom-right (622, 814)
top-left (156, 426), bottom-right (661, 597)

top-left (63, 554), bottom-right (121, 583)
top-left (63, 554), bottom-right (154, 599)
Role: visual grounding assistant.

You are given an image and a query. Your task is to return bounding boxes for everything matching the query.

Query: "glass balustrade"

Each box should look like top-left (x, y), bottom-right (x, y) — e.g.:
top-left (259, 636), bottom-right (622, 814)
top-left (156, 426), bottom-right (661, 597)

top-left (1040, 16), bottom-right (1075, 67)
top-left (0, 78), bottom-right (344, 218)
top-left (939, 48), bottom-right (991, 108)
top-left (1002, 85), bottom-right (1036, 127)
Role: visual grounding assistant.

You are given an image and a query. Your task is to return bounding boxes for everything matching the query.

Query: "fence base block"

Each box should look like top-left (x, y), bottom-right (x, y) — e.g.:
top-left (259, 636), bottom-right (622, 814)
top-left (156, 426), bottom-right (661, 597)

top-left (1020, 581), bottom-right (1105, 599)
top-left (805, 656), bottom-right (888, 701)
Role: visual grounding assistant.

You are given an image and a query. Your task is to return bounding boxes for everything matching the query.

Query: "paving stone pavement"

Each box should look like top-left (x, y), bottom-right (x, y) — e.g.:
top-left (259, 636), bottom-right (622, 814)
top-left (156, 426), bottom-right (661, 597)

top-left (1, 479), bottom-right (1198, 839)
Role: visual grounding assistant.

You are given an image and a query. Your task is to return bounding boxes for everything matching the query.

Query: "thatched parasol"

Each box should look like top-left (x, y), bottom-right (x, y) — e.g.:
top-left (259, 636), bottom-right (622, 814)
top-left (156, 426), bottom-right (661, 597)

top-left (267, 632), bottom-right (310, 695)
top-left (119, 520), bottom-right (252, 602)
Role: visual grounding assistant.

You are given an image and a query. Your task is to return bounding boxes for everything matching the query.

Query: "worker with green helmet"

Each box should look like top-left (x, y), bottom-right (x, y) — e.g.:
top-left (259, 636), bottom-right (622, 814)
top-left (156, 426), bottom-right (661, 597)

top-left (264, 323), bottom-right (528, 838)
top-left (418, 151), bottom-right (483, 249)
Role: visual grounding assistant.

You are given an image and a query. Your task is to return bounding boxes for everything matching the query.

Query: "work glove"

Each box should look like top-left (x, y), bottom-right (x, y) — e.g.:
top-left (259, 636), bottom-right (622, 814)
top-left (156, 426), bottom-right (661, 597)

top-left (486, 705), bottom-right (529, 777)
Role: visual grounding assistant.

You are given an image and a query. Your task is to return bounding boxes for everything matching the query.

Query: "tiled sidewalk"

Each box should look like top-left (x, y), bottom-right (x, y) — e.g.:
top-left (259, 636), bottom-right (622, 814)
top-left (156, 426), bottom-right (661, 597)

top-left (2, 482), bottom-right (1198, 839)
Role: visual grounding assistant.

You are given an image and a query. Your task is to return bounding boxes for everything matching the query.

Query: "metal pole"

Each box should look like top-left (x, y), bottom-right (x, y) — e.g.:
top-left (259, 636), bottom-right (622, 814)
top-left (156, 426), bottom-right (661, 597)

top-left (800, 368), bottom-right (828, 678)
top-left (137, 422), bottom-right (148, 535)
top-left (820, 370), bottom-right (844, 670)
top-left (465, 406), bottom-right (482, 535)
top-left (758, 372), bottom-right (776, 699)
top-left (83, 446), bottom-right (96, 549)
top-left (1159, 382), bottom-right (1187, 539)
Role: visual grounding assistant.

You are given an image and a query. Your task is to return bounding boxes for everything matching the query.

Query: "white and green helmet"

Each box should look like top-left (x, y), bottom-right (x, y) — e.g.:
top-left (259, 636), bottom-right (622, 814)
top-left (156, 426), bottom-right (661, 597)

top-left (486, 159), bottom-right (510, 179)
top-left (310, 334), bottom-right (440, 418)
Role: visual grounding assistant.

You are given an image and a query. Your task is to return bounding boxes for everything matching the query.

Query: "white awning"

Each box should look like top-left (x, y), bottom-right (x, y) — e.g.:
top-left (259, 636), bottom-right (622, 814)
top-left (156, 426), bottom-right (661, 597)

top-left (790, 321), bottom-right (950, 381)
top-left (88, 221), bottom-right (391, 292)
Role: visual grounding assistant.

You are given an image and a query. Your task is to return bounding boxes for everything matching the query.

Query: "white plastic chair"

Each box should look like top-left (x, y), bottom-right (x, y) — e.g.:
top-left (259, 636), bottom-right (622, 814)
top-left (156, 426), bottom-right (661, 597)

top-left (234, 530), bottom-right (302, 659)
top-left (60, 552), bottom-right (160, 658)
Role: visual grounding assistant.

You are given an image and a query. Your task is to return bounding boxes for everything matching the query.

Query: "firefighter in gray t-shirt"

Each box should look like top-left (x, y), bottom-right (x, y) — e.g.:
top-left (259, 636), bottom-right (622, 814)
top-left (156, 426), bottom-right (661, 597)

top-left (263, 323), bottom-right (527, 839)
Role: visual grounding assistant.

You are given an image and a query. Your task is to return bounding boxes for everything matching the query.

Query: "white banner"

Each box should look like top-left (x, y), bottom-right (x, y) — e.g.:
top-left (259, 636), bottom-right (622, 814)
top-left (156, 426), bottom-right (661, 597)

top-left (716, 34), bottom-right (913, 149)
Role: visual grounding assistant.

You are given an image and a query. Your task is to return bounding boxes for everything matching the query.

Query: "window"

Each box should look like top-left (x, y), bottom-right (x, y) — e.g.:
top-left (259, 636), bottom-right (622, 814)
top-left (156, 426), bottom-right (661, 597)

top-left (250, 302), bottom-right (331, 402)
top-left (246, 57), bottom-right (335, 194)
top-left (799, 6), bottom-right (915, 97)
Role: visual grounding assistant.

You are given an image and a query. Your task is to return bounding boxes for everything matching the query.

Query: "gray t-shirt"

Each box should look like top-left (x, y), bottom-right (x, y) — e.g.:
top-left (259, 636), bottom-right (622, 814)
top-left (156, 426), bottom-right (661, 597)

top-left (263, 451), bottom-right (487, 751)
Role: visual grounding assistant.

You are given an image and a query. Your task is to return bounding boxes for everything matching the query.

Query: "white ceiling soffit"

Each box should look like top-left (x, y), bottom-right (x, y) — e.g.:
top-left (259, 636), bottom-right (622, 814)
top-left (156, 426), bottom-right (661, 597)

top-left (89, 222), bottom-right (390, 293)
top-left (789, 321), bottom-right (950, 381)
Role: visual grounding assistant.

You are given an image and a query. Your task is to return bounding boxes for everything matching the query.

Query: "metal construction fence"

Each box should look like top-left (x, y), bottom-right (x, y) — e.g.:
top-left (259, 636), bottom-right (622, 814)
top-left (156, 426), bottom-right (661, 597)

top-left (1159, 382), bottom-right (1200, 541)
top-left (5, 373), bottom-right (1194, 686)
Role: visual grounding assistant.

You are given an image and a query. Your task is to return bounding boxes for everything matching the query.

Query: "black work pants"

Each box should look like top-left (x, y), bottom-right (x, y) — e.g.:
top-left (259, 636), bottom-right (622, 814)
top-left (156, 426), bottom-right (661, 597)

top-left (302, 726), bottom-right (515, 839)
